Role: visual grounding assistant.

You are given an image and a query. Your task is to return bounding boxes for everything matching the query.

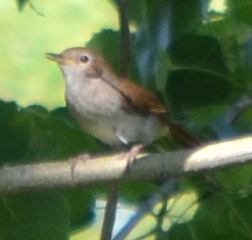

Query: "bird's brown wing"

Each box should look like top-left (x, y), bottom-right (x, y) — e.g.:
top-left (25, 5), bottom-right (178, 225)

top-left (119, 80), bottom-right (203, 146)
top-left (100, 73), bottom-right (203, 147)
top-left (118, 79), bottom-right (167, 114)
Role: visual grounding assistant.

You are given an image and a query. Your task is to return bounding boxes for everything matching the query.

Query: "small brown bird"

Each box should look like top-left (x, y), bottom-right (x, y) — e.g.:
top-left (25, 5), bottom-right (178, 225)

top-left (46, 47), bottom-right (201, 154)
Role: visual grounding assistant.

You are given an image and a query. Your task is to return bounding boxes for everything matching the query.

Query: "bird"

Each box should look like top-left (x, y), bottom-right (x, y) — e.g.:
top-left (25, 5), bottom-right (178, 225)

top-left (46, 47), bottom-right (202, 160)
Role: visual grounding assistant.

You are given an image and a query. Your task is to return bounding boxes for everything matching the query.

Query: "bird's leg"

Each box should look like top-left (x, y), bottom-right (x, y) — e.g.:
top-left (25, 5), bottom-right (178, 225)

top-left (127, 143), bottom-right (144, 164)
top-left (118, 143), bottom-right (144, 166)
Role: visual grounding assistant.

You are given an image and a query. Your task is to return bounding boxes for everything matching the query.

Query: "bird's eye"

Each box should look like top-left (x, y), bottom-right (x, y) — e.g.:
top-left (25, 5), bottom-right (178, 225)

top-left (80, 54), bottom-right (90, 63)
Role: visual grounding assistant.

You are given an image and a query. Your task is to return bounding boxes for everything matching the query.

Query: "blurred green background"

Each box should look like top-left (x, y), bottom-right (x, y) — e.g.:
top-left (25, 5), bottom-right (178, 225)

top-left (0, 0), bottom-right (118, 108)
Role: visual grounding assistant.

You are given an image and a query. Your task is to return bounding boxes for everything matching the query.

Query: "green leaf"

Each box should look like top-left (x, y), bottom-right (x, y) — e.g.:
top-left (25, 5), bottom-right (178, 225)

top-left (169, 193), bottom-right (252, 240)
top-left (214, 165), bottom-right (252, 193)
top-left (0, 191), bottom-right (69, 240)
top-left (121, 181), bottom-right (157, 204)
top-left (229, 0), bottom-right (252, 27)
top-left (0, 101), bottom-right (104, 166)
top-left (169, 35), bottom-right (228, 75)
top-left (166, 69), bottom-right (231, 110)
top-left (50, 107), bottom-right (104, 158)
top-left (168, 0), bottom-right (201, 37)
top-left (131, 0), bottom-right (202, 92)
top-left (0, 101), bottom-right (20, 164)
top-left (16, 0), bottom-right (29, 12)
top-left (167, 34), bottom-right (231, 110)
top-left (62, 189), bottom-right (95, 231)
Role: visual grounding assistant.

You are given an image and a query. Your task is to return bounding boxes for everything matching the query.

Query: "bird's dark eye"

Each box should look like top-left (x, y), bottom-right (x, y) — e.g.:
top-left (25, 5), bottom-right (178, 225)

top-left (80, 54), bottom-right (90, 63)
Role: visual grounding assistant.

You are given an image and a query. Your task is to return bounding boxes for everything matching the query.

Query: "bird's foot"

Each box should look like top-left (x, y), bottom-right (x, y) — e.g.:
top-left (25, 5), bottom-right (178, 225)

top-left (118, 144), bottom-right (144, 166)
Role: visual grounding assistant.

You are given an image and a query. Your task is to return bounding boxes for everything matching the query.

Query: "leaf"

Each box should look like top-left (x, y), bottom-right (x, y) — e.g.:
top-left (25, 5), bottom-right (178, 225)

top-left (62, 189), bottom-right (95, 230)
top-left (0, 191), bottom-right (69, 240)
top-left (214, 165), bottom-right (252, 193)
top-left (169, 193), bottom-right (252, 240)
top-left (16, 0), bottom-right (29, 12)
top-left (167, 0), bottom-right (202, 37)
top-left (166, 34), bottom-right (231, 110)
top-left (0, 101), bottom-right (19, 164)
top-left (166, 69), bottom-right (231, 110)
top-left (0, 101), bottom-right (104, 166)
top-left (229, 0), bottom-right (252, 27)
top-left (169, 35), bottom-right (228, 75)
top-left (131, 0), bottom-right (202, 93)
top-left (50, 107), bottom-right (104, 158)
top-left (121, 181), bottom-right (156, 203)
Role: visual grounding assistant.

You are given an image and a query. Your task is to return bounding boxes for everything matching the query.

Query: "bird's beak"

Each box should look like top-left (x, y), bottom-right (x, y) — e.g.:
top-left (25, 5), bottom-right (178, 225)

top-left (45, 53), bottom-right (63, 63)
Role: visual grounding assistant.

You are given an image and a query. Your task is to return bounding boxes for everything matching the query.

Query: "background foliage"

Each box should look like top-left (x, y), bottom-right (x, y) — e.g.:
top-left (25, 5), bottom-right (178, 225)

top-left (2, 0), bottom-right (252, 239)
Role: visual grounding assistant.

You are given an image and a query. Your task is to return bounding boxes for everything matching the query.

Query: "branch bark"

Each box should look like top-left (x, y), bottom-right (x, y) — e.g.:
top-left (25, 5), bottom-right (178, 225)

top-left (1, 136), bottom-right (252, 195)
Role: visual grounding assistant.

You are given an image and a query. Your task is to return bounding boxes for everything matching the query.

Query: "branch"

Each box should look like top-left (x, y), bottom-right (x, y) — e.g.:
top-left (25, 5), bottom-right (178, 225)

top-left (101, 182), bottom-right (120, 240)
top-left (1, 136), bottom-right (252, 195)
top-left (103, 1), bottom-right (132, 238)
top-left (113, 180), bottom-right (177, 240)
top-left (116, 0), bottom-right (132, 78)
top-left (28, 0), bottom-right (44, 16)
top-left (225, 97), bottom-right (252, 124)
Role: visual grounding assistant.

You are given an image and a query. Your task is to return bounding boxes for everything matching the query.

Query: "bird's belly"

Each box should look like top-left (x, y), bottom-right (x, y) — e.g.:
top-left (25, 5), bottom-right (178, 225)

top-left (65, 79), bottom-right (162, 146)
top-left (71, 108), bottom-right (162, 146)
top-left (76, 115), bottom-right (122, 146)
top-left (115, 114), bottom-right (162, 145)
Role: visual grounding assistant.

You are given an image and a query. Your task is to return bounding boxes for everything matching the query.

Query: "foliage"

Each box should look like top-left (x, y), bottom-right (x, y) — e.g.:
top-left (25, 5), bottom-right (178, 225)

top-left (2, 0), bottom-right (252, 239)
top-left (16, 0), bottom-right (28, 12)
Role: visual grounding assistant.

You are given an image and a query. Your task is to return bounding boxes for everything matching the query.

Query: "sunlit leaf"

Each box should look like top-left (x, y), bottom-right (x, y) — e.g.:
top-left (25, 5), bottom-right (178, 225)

top-left (16, 0), bottom-right (29, 12)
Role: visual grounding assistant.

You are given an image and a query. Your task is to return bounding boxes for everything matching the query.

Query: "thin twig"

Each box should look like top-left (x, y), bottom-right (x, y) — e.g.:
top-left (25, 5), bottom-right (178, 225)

top-left (28, 0), bottom-right (44, 16)
top-left (113, 180), bottom-right (177, 240)
top-left (116, 0), bottom-right (132, 78)
top-left (100, 1), bottom-right (132, 239)
top-left (101, 182), bottom-right (120, 240)
top-left (225, 97), bottom-right (252, 124)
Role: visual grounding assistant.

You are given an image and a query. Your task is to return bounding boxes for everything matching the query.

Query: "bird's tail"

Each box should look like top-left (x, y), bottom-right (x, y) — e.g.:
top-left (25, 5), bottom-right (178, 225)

top-left (165, 119), bottom-right (203, 148)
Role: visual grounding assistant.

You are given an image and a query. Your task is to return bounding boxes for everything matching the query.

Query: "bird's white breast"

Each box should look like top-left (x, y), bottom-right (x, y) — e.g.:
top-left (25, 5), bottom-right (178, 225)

top-left (63, 69), bottom-right (162, 146)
